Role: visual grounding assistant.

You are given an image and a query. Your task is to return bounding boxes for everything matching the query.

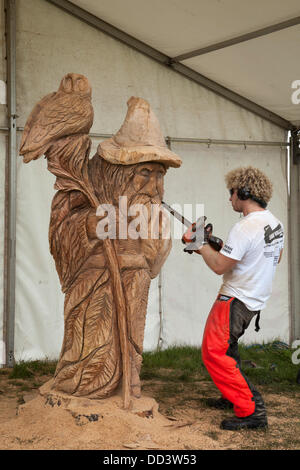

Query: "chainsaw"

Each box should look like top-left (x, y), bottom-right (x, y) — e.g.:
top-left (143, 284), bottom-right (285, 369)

top-left (161, 201), bottom-right (223, 254)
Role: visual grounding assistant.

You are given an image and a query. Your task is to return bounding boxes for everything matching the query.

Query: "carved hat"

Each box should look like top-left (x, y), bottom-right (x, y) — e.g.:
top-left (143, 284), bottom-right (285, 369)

top-left (97, 97), bottom-right (182, 168)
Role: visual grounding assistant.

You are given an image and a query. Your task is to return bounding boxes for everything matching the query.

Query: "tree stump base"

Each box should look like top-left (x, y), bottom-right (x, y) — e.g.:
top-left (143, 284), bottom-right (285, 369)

top-left (36, 379), bottom-right (159, 423)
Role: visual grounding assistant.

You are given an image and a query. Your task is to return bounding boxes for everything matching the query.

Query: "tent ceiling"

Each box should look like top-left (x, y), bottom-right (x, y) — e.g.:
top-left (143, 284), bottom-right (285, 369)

top-left (64, 0), bottom-right (300, 127)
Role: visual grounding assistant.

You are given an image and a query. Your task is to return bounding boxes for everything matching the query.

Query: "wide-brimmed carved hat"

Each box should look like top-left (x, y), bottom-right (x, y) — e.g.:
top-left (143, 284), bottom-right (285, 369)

top-left (97, 97), bottom-right (182, 168)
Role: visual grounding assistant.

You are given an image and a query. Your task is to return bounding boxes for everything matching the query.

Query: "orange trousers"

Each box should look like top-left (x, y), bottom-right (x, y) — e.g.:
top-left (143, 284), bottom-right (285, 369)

top-left (202, 296), bottom-right (256, 418)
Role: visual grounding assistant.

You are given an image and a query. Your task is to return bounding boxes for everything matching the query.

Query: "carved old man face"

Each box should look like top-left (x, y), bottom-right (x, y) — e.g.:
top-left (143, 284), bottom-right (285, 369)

top-left (88, 156), bottom-right (169, 240)
top-left (129, 162), bottom-right (166, 206)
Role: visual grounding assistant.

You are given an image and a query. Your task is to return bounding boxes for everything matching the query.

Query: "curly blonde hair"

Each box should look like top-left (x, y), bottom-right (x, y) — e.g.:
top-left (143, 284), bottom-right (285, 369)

top-left (225, 166), bottom-right (273, 203)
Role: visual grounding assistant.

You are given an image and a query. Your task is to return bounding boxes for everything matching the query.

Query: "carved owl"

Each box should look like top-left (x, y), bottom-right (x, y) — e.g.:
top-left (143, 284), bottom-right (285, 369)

top-left (20, 73), bottom-right (94, 163)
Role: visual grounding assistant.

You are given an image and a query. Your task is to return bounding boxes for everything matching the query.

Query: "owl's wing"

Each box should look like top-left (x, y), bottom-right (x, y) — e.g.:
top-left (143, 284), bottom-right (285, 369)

top-left (19, 92), bottom-right (56, 153)
top-left (20, 91), bottom-right (93, 162)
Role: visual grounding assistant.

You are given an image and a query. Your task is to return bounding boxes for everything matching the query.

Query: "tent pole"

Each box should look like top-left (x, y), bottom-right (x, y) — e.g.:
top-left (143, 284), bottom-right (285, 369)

top-left (171, 16), bottom-right (300, 62)
top-left (0, 127), bottom-right (291, 148)
top-left (157, 271), bottom-right (163, 351)
top-left (3, 0), bottom-right (17, 367)
top-left (289, 131), bottom-right (300, 343)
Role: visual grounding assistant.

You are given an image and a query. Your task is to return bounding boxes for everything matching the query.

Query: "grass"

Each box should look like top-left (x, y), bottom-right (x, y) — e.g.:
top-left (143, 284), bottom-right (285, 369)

top-left (238, 342), bottom-right (300, 391)
top-left (8, 359), bottom-right (57, 379)
top-left (141, 345), bottom-right (209, 383)
top-left (141, 342), bottom-right (300, 393)
top-left (4, 342), bottom-right (300, 394)
top-left (142, 345), bottom-right (203, 372)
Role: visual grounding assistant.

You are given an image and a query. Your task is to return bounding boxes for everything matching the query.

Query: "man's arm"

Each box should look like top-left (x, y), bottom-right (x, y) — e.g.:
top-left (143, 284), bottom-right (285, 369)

top-left (197, 244), bottom-right (237, 275)
top-left (278, 249), bottom-right (283, 264)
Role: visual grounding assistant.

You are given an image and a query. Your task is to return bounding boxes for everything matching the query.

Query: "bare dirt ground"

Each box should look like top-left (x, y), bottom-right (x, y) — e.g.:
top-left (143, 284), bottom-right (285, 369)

top-left (0, 370), bottom-right (299, 450)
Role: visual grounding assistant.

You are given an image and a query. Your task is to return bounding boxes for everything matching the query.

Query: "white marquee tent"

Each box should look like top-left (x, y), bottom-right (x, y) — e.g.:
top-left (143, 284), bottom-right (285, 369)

top-left (0, 0), bottom-right (299, 366)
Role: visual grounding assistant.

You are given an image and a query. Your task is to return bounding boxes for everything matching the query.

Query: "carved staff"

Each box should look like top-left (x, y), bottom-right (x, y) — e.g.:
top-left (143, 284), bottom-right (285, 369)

top-left (19, 74), bottom-right (131, 408)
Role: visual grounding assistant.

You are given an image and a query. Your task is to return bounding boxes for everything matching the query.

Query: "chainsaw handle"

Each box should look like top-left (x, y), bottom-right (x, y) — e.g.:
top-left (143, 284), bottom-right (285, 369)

top-left (208, 236), bottom-right (223, 252)
top-left (183, 235), bottom-right (223, 254)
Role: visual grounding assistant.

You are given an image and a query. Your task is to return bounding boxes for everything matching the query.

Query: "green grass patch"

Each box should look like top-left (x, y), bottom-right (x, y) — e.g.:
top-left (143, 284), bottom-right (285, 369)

top-left (141, 343), bottom-right (300, 393)
top-left (4, 342), bottom-right (300, 395)
top-left (141, 345), bottom-right (209, 382)
top-left (8, 359), bottom-right (57, 379)
top-left (142, 346), bottom-right (203, 371)
top-left (238, 342), bottom-right (299, 390)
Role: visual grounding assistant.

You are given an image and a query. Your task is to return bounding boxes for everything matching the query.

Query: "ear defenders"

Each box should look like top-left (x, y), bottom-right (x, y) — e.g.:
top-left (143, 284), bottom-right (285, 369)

top-left (237, 186), bottom-right (251, 200)
top-left (237, 186), bottom-right (267, 208)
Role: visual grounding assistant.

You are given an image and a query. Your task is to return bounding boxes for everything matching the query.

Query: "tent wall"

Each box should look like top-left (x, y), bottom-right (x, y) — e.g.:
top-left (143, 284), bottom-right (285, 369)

top-left (162, 143), bottom-right (288, 349)
top-left (2, 0), bottom-right (290, 361)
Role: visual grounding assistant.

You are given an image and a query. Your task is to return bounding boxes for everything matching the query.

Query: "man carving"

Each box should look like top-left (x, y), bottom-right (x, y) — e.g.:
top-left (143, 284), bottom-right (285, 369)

top-left (19, 79), bottom-right (181, 403)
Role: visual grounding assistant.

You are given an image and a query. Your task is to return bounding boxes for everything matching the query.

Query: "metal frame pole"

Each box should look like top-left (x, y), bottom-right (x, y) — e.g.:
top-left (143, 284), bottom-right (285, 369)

top-left (289, 132), bottom-right (300, 342)
top-left (0, 127), bottom-right (291, 148)
top-left (171, 16), bottom-right (300, 62)
top-left (4, 0), bottom-right (17, 367)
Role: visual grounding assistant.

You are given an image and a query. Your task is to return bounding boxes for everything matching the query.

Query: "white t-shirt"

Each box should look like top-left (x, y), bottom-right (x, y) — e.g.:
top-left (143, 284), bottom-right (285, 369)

top-left (219, 210), bottom-right (284, 311)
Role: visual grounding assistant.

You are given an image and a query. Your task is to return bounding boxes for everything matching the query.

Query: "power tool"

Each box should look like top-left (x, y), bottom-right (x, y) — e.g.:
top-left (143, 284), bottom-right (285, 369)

top-left (161, 201), bottom-right (223, 254)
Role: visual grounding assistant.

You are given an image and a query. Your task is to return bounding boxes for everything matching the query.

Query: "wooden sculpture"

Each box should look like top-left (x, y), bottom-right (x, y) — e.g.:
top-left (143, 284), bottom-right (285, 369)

top-left (19, 74), bottom-right (182, 408)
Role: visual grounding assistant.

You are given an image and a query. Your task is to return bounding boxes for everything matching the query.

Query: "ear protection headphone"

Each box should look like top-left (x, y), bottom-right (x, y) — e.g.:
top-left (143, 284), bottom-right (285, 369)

top-left (237, 186), bottom-right (267, 208)
top-left (237, 186), bottom-right (251, 200)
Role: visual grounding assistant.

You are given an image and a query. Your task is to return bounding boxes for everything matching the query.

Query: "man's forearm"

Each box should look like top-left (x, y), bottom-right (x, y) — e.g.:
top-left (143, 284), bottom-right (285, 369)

top-left (199, 244), bottom-right (224, 275)
top-left (198, 243), bottom-right (237, 275)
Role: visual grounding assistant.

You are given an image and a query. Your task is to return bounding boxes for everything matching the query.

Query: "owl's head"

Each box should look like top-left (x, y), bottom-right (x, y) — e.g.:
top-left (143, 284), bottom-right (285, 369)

top-left (59, 73), bottom-right (92, 96)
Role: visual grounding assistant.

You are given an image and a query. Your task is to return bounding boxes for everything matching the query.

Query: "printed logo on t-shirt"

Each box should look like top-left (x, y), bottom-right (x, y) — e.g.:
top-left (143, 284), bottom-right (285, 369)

top-left (263, 223), bottom-right (284, 266)
top-left (264, 224), bottom-right (283, 244)
top-left (222, 244), bottom-right (233, 254)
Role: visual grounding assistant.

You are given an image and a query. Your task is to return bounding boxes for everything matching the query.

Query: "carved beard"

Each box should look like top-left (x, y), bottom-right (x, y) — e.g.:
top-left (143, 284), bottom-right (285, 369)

top-left (128, 192), bottom-right (161, 208)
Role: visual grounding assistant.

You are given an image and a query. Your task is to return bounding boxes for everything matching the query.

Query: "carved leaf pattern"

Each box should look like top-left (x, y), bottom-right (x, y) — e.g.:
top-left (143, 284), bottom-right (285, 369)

top-left (54, 276), bottom-right (122, 397)
top-left (81, 287), bottom-right (113, 359)
top-left (46, 134), bottom-right (97, 208)
top-left (53, 362), bottom-right (83, 394)
top-left (47, 135), bottom-right (89, 184)
top-left (61, 269), bottom-right (109, 360)
top-left (76, 278), bottom-right (121, 395)
top-left (60, 305), bottom-right (84, 363)
top-left (75, 342), bottom-right (122, 397)
top-left (49, 192), bottom-right (95, 292)
top-left (122, 269), bottom-right (151, 355)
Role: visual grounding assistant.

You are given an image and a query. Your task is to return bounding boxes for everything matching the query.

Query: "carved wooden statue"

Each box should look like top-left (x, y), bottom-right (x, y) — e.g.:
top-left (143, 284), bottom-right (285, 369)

top-left (19, 74), bottom-right (182, 408)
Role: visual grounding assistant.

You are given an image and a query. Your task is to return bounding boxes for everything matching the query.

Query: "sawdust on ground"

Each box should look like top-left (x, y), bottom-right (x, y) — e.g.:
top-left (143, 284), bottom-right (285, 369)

top-left (0, 372), bottom-right (299, 450)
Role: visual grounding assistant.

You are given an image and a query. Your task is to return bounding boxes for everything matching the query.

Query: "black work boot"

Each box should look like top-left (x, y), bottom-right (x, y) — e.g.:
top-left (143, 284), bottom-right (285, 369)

top-left (220, 391), bottom-right (267, 430)
top-left (205, 397), bottom-right (233, 410)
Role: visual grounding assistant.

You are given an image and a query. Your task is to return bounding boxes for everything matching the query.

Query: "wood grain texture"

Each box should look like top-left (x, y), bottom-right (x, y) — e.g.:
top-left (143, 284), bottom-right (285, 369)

top-left (19, 76), bottom-right (177, 406)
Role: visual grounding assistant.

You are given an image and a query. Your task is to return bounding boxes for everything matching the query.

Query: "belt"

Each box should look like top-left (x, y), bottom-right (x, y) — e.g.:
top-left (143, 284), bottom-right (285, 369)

top-left (217, 294), bottom-right (232, 301)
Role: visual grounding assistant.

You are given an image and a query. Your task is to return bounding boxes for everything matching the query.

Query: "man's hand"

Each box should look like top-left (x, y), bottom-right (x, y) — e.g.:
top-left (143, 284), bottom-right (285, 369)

top-left (197, 244), bottom-right (237, 275)
top-left (183, 222), bottom-right (213, 253)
